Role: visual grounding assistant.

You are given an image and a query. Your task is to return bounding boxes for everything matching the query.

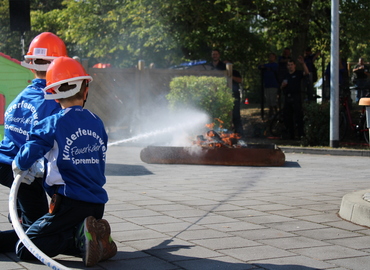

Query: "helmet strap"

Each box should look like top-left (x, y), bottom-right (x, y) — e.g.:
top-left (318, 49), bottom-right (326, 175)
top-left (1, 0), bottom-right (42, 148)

top-left (83, 92), bottom-right (89, 108)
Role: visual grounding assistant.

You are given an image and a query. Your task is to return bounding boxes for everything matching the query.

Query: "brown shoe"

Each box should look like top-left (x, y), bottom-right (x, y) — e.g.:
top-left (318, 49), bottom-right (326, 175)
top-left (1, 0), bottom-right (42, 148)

top-left (96, 219), bottom-right (117, 262)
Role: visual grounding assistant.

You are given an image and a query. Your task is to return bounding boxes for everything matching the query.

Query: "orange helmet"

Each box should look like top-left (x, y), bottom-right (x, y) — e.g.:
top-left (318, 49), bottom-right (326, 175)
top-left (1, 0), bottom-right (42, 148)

top-left (43, 57), bottom-right (93, 100)
top-left (21, 32), bottom-right (67, 71)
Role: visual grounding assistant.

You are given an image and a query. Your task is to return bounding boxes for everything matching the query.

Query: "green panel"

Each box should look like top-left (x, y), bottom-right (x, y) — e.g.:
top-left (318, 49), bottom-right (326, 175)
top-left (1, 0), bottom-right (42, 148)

top-left (0, 125), bottom-right (4, 141)
top-left (0, 56), bottom-right (34, 140)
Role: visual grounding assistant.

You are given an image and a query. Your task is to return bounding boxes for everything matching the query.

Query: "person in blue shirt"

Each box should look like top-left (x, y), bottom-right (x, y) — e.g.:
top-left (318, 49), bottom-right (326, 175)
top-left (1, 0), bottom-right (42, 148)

top-left (12, 56), bottom-right (117, 267)
top-left (0, 32), bottom-right (66, 252)
top-left (259, 53), bottom-right (280, 118)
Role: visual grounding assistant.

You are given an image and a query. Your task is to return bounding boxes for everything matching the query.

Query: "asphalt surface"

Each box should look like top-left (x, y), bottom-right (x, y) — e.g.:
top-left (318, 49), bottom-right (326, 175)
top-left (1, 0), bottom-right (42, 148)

top-left (1, 144), bottom-right (370, 270)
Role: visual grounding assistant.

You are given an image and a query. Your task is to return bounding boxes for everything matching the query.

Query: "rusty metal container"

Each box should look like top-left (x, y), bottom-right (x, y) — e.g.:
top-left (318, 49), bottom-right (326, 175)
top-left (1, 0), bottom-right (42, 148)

top-left (140, 144), bottom-right (285, 167)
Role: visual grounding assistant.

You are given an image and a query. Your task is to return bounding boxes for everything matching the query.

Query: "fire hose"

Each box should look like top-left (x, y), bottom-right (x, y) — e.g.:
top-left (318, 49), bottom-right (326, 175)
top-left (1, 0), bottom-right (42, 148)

top-left (7, 137), bottom-right (157, 268)
top-left (7, 141), bottom-right (122, 269)
top-left (9, 171), bottom-right (71, 270)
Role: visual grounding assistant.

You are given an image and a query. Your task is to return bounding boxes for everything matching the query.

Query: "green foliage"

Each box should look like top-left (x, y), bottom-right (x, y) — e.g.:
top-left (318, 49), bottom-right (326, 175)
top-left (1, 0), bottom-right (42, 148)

top-left (301, 101), bottom-right (330, 147)
top-left (1, 0), bottom-right (370, 81)
top-left (167, 76), bottom-right (234, 129)
top-left (0, 0), bottom-right (64, 60)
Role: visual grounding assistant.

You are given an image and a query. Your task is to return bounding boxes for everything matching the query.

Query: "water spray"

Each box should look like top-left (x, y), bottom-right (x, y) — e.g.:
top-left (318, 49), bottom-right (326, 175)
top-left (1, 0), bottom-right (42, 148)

top-left (9, 172), bottom-right (71, 270)
top-left (107, 113), bottom-right (209, 147)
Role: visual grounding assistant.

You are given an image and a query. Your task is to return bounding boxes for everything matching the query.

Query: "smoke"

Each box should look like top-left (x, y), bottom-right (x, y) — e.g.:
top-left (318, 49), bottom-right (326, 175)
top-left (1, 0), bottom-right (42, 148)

top-left (91, 81), bottom-right (211, 147)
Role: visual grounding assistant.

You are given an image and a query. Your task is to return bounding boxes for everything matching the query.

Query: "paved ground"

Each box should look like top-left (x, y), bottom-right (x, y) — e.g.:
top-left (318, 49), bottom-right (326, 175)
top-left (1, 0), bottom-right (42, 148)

top-left (1, 144), bottom-right (370, 270)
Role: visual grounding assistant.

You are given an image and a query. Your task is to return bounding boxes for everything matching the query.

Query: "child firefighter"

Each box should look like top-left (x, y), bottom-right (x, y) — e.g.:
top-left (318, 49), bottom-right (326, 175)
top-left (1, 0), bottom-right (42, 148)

top-left (12, 56), bottom-right (117, 267)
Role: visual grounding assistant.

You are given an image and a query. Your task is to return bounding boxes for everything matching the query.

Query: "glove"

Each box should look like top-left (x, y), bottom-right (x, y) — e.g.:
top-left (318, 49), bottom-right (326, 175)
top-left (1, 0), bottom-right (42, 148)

top-left (12, 160), bottom-right (22, 178)
top-left (12, 160), bottom-right (35, 185)
top-left (12, 158), bottom-right (45, 185)
top-left (29, 158), bottom-right (45, 179)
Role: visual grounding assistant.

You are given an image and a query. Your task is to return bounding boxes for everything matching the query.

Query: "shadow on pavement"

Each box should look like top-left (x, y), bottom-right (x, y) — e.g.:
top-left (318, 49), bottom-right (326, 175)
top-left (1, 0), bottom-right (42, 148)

top-left (105, 163), bottom-right (153, 176)
top-left (283, 161), bottom-right (301, 168)
top-left (4, 248), bottom-right (322, 270)
top-left (254, 263), bottom-right (320, 270)
top-left (103, 240), bottom-right (321, 270)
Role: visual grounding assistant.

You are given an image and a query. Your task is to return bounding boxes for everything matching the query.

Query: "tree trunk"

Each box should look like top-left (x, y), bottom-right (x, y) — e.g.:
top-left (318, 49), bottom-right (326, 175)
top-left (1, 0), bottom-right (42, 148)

top-left (291, 0), bottom-right (314, 68)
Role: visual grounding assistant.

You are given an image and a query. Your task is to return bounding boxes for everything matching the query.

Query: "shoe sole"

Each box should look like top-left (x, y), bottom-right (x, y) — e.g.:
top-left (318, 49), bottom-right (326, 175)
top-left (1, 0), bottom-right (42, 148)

top-left (83, 216), bottom-right (101, 267)
top-left (97, 219), bottom-right (117, 261)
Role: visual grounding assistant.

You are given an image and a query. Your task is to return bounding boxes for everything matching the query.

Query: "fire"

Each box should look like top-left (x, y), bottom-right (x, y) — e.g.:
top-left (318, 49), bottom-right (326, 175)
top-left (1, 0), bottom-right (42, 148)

top-left (193, 120), bottom-right (245, 148)
top-left (205, 118), bottom-right (223, 130)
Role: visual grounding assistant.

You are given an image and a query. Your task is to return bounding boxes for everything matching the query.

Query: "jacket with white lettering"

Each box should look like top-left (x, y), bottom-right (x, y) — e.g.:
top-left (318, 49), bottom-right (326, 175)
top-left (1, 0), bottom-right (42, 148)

top-left (15, 106), bottom-right (108, 204)
top-left (0, 79), bottom-right (61, 165)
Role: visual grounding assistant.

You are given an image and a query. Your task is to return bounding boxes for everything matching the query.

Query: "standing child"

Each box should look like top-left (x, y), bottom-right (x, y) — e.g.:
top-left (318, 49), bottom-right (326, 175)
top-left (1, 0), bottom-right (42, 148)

top-left (12, 56), bottom-right (117, 266)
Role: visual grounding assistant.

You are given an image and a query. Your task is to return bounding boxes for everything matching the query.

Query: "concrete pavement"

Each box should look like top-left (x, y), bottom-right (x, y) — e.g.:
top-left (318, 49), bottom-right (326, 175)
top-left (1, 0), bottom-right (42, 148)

top-left (1, 145), bottom-right (370, 270)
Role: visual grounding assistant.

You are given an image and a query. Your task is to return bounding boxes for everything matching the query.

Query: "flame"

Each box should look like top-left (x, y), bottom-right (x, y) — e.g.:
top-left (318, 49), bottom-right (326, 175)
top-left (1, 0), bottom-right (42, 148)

top-left (192, 120), bottom-right (244, 148)
top-left (220, 132), bottom-right (241, 146)
top-left (205, 123), bottom-right (214, 130)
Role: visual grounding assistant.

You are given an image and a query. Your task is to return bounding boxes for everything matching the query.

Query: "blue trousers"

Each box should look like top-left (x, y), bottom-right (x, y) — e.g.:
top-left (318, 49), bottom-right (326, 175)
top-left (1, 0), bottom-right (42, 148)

top-left (16, 195), bottom-right (104, 260)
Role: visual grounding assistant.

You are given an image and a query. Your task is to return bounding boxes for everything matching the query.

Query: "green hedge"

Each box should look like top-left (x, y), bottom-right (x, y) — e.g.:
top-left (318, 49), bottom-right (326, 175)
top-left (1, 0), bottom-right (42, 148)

top-left (166, 76), bottom-right (234, 129)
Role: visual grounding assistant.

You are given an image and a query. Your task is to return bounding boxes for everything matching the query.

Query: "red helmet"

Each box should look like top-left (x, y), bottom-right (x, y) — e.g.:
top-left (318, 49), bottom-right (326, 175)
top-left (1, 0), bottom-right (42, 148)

top-left (21, 32), bottom-right (67, 71)
top-left (43, 57), bottom-right (92, 100)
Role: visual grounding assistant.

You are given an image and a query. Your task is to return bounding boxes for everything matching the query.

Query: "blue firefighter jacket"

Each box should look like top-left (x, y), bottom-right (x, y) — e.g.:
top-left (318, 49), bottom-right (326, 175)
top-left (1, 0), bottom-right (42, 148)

top-left (0, 79), bottom-right (61, 165)
top-left (15, 106), bottom-right (108, 204)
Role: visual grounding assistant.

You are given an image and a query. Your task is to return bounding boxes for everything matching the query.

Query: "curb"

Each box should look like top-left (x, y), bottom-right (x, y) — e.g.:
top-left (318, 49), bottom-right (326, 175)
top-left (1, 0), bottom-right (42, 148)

top-left (339, 189), bottom-right (370, 228)
top-left (280, 146), bottom-right (370, 157)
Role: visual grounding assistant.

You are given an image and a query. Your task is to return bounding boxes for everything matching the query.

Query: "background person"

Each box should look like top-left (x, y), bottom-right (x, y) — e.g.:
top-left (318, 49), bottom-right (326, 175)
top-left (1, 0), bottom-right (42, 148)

top-left (281, 56), bottom-right (309, 140)
top-left (258, 52), bottom-right (279, 118)
top-left (352, 57), bottom-right (370, 102)
top-left (209, 49), bottom-right (226, 70)
top-left (277, 47), bottom-right (292, 85)
top-left (224, 60), bottom-right (243, 135)
top-left (324, 58), bottom-right (348, 100)
top-left (304, 47), bottom-right (320, 101)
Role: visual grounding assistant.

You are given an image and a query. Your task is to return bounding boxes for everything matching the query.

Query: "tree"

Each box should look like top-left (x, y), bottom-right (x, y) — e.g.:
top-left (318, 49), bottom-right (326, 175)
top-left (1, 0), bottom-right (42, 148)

top-left (1, 0), bottom-right (369, 86)
top-left (50, 0), bottom-right (264, 69)
top-left (0, 0), bottom-right (64, 60)
top-left (0, 0), bottom-right (25, 60)
top-left (340, 0), bottom-right (370, 61)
